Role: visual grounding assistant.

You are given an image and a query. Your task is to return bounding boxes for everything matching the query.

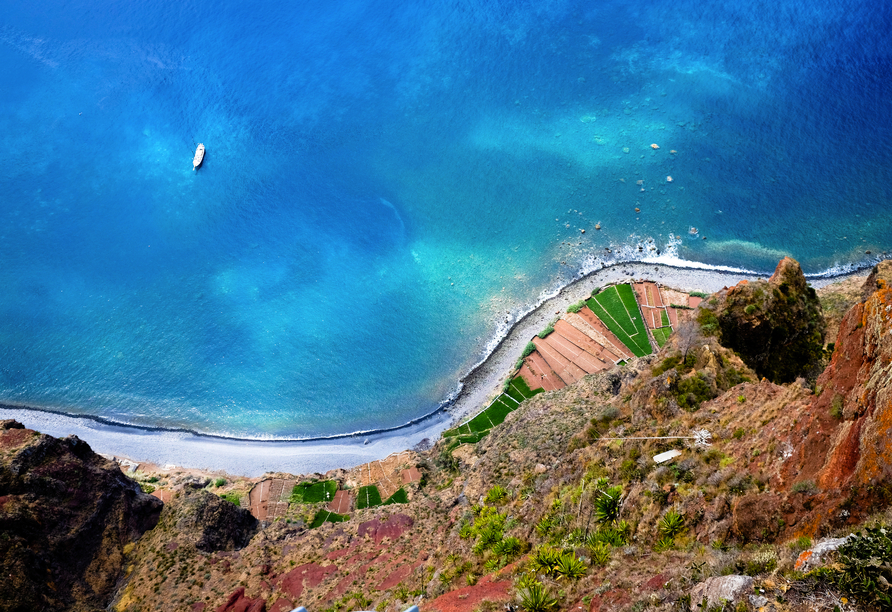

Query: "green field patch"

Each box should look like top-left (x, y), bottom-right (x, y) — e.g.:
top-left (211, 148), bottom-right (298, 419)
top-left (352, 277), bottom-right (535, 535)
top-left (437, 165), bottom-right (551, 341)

top-left (309, 510), bottom-right (349, 529)
top-left (661, 309), bottom-right (670, 327)
top-left (503, 385), bottom-right (525, 404)
top-left (485, 400), bottom-right (514, 427)
top-left (586, 284), bottom-right (652, 357)
top-left (510, 377), bottom-right (543, 398)
top-left (652, 327), bottom-right (672, 347)
top-left (290, 480), bottom-right (338, 504)
top-left (356, 485), bottom-right (383, 509)
top-left (458, 430), bottom-right (490, 445)
top-left (384, 488), bottom-right (409, 505)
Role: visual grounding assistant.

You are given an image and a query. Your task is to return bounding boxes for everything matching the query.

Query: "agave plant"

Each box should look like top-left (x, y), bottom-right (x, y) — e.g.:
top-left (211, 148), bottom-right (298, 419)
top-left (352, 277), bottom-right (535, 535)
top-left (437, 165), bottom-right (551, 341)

top-left (493, 536), bottom-right (522, 558)
top-left (595, 486), bottom-right (623, 524)
top-left (555, 552), bottom-right (587, 580)
top-left (653, 536), bottom-right (675, 552)
top-left (485, 484), bottom-right (509, 504)
top-left (519, 583), bottom-right (558, 612)
top-left (659, 509), bottom-right (685, 539)
top-left (530, 545), bottom-right (563, 576)
top-left (589, 541), bottom-right (611, 566)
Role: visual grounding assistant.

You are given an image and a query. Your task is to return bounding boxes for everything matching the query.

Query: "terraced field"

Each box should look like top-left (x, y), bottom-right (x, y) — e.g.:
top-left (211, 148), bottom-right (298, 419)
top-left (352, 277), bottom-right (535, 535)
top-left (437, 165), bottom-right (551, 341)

top-left (516, 282), bottom-right (702, 394)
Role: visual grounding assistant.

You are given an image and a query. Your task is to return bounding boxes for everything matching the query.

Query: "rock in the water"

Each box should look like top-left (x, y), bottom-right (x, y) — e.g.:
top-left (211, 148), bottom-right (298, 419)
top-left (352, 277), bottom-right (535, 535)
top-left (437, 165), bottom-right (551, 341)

top-left (689, 575), bottom-right (754, 609)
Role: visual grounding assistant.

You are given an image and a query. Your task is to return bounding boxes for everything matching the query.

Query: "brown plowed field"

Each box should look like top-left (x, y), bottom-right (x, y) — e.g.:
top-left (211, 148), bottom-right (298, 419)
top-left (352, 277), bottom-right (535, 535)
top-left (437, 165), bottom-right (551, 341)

top-left (328, 489), bottom-right (352, 514)
top-left (525, 352), bottom-right (564, 391)
top-left (543, 331), bottom-right (605, 374)
top-left (554, 320), bottom-right (611, 366)
top-left (248, 478), bottom-right (295, 521)
top-left (532, 336), bottom-right (585, 385)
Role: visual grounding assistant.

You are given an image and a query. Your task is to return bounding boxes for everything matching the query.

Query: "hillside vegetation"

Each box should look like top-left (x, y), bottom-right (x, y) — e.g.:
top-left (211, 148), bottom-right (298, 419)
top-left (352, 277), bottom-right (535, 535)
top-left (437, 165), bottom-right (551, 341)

top-left (4, 258), bottom-right (892, 612)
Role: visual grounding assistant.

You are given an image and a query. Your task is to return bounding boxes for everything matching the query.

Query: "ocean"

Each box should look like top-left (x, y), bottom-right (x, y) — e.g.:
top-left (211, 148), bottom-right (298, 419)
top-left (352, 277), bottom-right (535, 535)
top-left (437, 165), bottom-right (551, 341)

top-left (1, 0), bottom-right (890, 438)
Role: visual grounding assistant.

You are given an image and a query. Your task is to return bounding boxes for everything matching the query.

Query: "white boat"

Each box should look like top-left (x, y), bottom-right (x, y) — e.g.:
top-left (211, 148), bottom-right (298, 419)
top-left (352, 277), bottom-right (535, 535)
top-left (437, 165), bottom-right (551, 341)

top-left (193, 143), bottom-right (205, 169)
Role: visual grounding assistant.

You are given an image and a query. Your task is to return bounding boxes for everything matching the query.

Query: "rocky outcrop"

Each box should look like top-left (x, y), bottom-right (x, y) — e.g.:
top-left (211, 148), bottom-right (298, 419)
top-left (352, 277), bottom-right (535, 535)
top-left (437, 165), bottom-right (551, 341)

top-left (705, 257), bottom-right (825, 383)
top-left (0, 420), bottom-right (162, 612)
top-left (162, 489), bottom-right (259, 553)
top-left (782, 261), bottom-right (892, 511)
top-left (689, 575), bottom-right (753, 609)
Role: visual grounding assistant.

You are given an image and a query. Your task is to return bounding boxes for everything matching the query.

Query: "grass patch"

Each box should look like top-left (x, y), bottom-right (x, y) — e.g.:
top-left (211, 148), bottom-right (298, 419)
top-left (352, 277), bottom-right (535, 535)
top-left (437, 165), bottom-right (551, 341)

top-left (290, 480), bottom-right (338, 504)
top-left (652, 327), bottom-right (672, 347)
top-left (384, 488), bottom-right (409, 505)
top-left (457, 431), bottom-right (490, 445)
top-left (510, 376), bottom-right (542, 399)
top-left (660, 309), bottom-right (670, 327)
top-left (309, 510), bottom-right (349, 529)
top-left (586, 285), bottom-right (652, 357)
top-left (503, 384), bottom-right (526, 404)
top-left (689, 291), bottom-right (709, 298)
top-left (356, 485), bottom-right (383, 509)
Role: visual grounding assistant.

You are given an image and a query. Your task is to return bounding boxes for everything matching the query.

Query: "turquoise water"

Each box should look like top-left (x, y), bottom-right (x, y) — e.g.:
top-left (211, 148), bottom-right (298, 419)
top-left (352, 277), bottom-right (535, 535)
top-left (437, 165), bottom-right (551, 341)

top-left (1, 0), bottom-right (890, 437)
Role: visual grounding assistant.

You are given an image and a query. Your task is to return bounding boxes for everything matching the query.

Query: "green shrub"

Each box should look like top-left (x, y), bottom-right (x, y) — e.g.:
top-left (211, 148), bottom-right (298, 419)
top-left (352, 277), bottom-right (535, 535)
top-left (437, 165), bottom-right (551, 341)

top-left (555, 552), bottom-right (586, 580)
top-left (689, 291), bottom-right (709, 298)
top-left (485, 485), bottom-right (509, 504)
top-left (519, 582), bottom-right (558, 612)
top-left (567, 300), bottom-right (585, 314)
top-left (673, 373), bottom-right (714, 411)
top-left (589, 541), bottom-right (611, 566)
top-left (825, 525), bottom-right (892, 609)
top-left (659, 509), bottom-right (685, 538)
top-left (522, 342), bottom-right (537, 358)
top-left (220, 492), bottom-right (241, 506)
top-left (213, 477), bottom-right (226, 487)
top-left (537, 325), bottom-right (555, 339)
top-left (696, 308), bottom-right (719, 335)
top-left (595, 486), bottom-right (623, 524)
top-left (744, 304), bottom-right (757, 315)
top-left (830, 394), bottom-right (844, 419)
top-left (530, 545), bottom-right (563, 576)
top-left (653, 537), bottom-right (675, 552)
top-left (140, 483), bottom-right (156, 494)
top-left (792, 480), bottom-right (817, 494)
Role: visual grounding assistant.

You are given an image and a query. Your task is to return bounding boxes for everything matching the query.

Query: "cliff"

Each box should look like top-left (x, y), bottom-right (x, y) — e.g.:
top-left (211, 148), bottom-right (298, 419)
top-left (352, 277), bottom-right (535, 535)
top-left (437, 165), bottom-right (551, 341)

top-left (0, 420), bottom-right (162, 612)
top-left (5, 258), bottom-right (892, 612)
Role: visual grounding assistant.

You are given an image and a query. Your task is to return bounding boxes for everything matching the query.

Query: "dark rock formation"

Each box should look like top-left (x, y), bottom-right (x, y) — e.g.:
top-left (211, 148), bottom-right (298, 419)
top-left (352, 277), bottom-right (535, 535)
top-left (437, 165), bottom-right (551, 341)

top-left (0, 420), bottom-right (162, 612)
top-left (704, 256), bottom-right (825, 383)
top-left (162, 489), bottom-right (259, 553)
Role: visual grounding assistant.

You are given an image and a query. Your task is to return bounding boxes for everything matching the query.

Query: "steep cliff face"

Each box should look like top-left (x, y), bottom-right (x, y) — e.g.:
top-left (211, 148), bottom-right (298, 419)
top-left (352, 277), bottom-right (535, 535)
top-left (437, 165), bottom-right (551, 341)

top-left (782, 261), bottom-right (892, 508)
top-left (705, 257), bottom-right (826, 383)
top-left (0, 420), bottom-right (162, 612)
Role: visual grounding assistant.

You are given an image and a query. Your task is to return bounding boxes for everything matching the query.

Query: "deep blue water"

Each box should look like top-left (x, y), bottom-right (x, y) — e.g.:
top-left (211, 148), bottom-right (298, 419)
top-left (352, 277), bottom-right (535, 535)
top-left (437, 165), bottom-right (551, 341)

top-left (1, 0), bottom-right (890, 437)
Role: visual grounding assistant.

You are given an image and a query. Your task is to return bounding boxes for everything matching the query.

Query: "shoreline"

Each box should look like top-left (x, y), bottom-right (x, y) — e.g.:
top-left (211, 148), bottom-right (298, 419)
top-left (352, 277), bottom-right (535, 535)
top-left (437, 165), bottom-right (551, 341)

top-left (0, 259), bottom-right (870, 477)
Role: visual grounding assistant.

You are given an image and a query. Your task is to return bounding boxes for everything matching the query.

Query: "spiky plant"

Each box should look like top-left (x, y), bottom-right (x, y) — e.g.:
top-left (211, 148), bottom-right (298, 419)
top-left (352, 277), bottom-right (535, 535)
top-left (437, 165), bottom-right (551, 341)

top-left (555, 552), bottom-right (587, 580)
top-left (485, 485), bottom-right (509, 504)
top-left (589, 541), bottom-right (611, 566)
top-left (659, 509), bottom-right (685, 538)
top-left (519, 583), bottom-right (558, 612)
top-left (595, 486), bottom-right (623, 524)
top-left (653, 536), bottom-right (675, 552)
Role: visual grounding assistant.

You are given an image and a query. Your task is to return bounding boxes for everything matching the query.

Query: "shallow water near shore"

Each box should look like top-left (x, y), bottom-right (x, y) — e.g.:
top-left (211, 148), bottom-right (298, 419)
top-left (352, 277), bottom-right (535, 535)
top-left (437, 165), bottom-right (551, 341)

top-left (1, 0), bottom-right (890, 438)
